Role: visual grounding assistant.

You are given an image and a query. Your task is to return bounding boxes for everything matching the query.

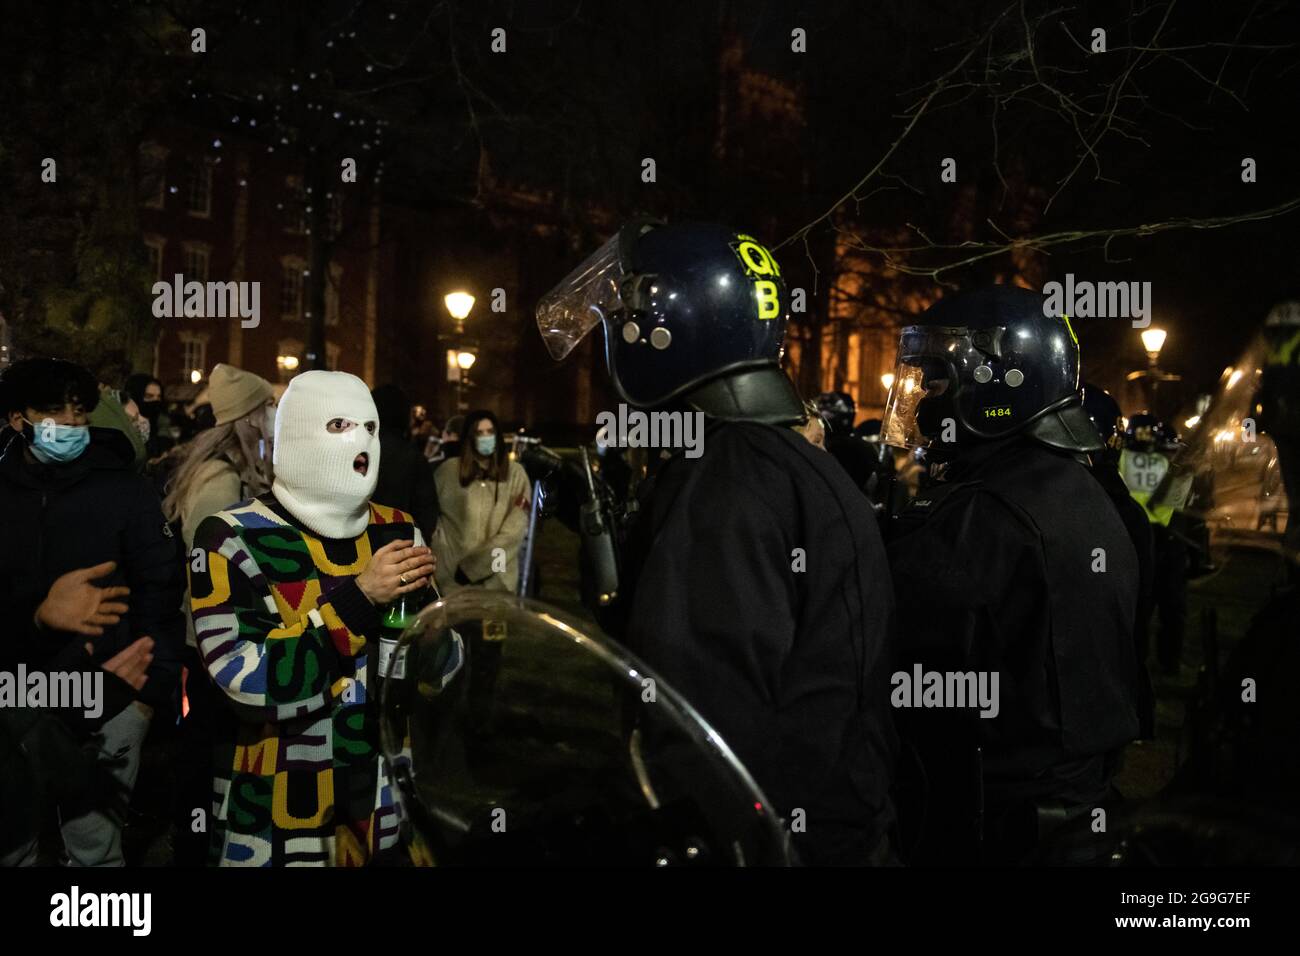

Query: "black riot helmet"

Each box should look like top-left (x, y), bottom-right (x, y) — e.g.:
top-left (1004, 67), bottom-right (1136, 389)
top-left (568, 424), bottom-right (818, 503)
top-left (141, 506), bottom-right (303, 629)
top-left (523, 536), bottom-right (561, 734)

top-left (880, 285), bottom-right (1101, 454)
top-left (536, 221), bottom-right (805, 425)
top-left (1124, 412), bottom-right (1177, 450)
top-left (1080, 381), bottom-right (1122, 448)
top-left (814, 391), bottom-right (856, 434)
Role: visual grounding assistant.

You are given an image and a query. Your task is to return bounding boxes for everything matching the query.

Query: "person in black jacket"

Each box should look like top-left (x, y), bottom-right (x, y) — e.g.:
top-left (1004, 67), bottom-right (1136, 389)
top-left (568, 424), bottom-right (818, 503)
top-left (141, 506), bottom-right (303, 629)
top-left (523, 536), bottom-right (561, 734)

top-left (1082, 382), bottom-right (1156, 738)
top-left (0, 358), bottom-right (183, 866)
top-left (880, 287), bottom-right (1140, 865)
top-left (1, 562), bottom-right (155, 864)
top-left (814, 390), bottom-right (881, 494)
top-left (537, 221), bottom-right (898, 865)
top-left (371, 384), bottom-right (439, 541)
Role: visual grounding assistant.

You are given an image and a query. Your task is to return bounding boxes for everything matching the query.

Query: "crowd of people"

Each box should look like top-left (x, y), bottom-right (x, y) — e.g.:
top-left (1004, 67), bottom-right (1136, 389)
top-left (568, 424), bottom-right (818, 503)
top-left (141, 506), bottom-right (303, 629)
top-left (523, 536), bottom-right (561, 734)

top-left (3, 220), bottom-right (1296, 869)
top-left (0, 357), bottom-right (528, 866)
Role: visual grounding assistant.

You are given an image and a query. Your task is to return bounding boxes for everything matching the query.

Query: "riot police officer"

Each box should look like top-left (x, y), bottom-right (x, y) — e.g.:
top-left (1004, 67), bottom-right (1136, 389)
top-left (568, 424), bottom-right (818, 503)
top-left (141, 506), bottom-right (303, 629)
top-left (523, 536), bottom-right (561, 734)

top-left (1121, 413), bottom-right (1188, 676)
top-left (880, 285), bottom-right (1140, 864)
top-left (535, 221), bottom-right (898, 865)
top-left (814, 390), bottom-right (881, 495)
top-left (1083, 383), bottom-right (1156, 737)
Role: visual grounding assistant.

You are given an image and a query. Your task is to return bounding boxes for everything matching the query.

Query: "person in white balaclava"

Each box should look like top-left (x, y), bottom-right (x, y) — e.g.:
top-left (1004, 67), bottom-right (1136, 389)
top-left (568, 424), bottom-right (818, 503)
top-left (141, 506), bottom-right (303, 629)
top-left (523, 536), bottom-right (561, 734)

top-left (187, 370), bottom-right (436, 866)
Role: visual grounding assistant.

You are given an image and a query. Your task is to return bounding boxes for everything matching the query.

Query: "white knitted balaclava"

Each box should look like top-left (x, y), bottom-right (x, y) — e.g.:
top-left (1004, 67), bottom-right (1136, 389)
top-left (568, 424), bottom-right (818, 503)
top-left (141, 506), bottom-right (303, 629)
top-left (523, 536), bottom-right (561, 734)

top-left (272, 370), bottom-right (381, 539)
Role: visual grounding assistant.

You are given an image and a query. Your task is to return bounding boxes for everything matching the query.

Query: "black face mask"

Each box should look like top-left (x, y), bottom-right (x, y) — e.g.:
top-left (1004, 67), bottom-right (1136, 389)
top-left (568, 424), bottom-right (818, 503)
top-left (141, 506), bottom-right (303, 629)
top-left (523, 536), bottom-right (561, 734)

top-left (915, 392), bottom-right (954, 442)
top-left (139, 400), bottom-right (162, 422)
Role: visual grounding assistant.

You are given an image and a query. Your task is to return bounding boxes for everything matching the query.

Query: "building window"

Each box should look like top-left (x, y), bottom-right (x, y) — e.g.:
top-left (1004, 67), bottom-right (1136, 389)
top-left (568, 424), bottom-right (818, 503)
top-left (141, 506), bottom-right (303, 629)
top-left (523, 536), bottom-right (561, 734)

top-left (280, 257), bottom-right (305, 320)
top-left (327, 193), bottom-right (344, 239)
top-left (325, 263), bottom-right (342, 326)
top-left (139, 143), bottom-right (168, 209)
top-left (178, 333), bottom-right (209, 382)
top-left (284, 176), bottom-right (307, 234)
top-left (276, 339), bottom-right (303, 382)
top-left (186, 158), bottom-right (214, 217)
top-left (182, 243), bottom-right (210, 283)
top-left (143, 237), bottom-right (166, 282)
top-left (0, 314), bottom-right (12, 371)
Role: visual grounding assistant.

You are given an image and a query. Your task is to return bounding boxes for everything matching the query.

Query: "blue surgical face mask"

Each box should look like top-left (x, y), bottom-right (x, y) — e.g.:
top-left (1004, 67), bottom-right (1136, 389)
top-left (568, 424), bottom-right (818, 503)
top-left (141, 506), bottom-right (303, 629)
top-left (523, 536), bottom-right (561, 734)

top-left (474, 434), bottom-right (497, 457)
top-left (23, 417), bottom-right (91, 464)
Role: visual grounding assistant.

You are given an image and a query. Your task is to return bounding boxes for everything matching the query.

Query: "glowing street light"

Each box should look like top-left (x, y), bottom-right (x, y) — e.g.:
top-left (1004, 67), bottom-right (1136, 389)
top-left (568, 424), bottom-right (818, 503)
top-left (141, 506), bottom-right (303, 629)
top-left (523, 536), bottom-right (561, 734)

top-left (276, 354), bottom-right (300, 371)
top-left (1141, 327), bottom-right (1167, 361)
top-left (456, 350), bottom-right (476, 370)
top-left (445, 291), bottom-right (475, 322)
top-left (190, 369), bottom-right (202, 384)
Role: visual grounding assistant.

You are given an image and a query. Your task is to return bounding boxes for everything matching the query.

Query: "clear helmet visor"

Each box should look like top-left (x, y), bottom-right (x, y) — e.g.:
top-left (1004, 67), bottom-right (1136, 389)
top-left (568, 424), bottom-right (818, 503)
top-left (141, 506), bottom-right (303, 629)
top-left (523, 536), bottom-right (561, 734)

top-left (880, 326), bottom-right (970, 449)
top-left (535, 233), bottom-right (627, 360)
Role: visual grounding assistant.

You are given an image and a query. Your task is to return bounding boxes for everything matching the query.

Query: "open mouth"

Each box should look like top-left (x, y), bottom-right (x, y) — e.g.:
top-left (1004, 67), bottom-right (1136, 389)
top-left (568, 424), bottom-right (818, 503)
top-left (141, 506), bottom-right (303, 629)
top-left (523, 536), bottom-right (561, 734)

top-left (353, 452), bottom-right (369, 476)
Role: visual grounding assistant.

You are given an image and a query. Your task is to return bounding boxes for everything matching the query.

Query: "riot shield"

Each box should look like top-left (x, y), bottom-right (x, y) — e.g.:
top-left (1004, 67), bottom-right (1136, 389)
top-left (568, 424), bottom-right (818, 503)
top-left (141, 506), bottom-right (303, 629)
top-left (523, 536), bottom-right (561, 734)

top-left (1151, 330), bottom-right (1291, 565)
top-left (379, 590), bottom-right (793, 866)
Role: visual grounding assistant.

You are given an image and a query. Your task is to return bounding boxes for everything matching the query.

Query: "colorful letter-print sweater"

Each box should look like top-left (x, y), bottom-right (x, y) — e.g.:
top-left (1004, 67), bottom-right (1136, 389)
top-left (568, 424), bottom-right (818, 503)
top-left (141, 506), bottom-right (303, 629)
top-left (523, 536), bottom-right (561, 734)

top-left (188, 495), bottom-right (417, 866)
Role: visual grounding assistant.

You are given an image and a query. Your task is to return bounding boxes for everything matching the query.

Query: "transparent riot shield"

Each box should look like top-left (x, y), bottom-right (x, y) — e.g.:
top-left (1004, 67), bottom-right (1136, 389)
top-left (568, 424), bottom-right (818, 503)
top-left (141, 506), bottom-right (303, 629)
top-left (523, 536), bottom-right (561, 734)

top-left (1151, 330), bottom-right (1291, 566)
top-left (379, 590), bottom-right (793, 866)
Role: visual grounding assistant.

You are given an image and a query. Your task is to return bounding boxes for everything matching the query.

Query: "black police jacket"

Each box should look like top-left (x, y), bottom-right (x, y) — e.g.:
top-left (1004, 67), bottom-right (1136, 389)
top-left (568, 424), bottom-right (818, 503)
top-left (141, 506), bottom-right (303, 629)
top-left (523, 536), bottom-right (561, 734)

top-left (825, 433), bottom-right (880, 493)
top-left (0, 426), bottom-right (184, 715)
top-left (1090, 454), bottom-right (1156, 739)
top-left (887, 437), bottom-right (1140, 807)
top-left (613, 420), bottom-right (898, 865)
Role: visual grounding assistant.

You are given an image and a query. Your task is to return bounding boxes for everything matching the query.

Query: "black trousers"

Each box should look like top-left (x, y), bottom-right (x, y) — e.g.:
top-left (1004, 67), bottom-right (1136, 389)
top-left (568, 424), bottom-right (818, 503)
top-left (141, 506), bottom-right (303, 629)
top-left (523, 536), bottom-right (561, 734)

top-left (172, 645), bottom-right (221, 866)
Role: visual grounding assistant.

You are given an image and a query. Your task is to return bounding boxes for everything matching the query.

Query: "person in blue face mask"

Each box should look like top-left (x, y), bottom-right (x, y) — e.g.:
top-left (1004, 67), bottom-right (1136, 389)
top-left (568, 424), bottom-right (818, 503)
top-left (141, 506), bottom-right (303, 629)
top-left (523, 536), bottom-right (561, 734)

top-left (0, 357), bottom-right (184, 867)
top-left (431, 409), bottom-right (530, 596)
top-left (430, 409), bottom-right (531, 731)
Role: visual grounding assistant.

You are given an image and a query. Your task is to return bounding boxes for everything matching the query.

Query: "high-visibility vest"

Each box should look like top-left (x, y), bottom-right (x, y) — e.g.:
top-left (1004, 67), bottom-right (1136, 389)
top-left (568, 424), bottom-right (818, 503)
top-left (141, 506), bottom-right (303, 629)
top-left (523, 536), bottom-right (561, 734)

top-left (1120, 448), bottom-right (1175, 526)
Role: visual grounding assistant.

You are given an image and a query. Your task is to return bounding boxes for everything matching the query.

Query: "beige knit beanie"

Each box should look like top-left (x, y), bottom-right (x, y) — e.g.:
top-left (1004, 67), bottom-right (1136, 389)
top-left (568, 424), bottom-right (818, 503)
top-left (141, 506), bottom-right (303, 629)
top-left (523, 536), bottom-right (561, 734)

top-left (209, 363), bottom-right (274, 425)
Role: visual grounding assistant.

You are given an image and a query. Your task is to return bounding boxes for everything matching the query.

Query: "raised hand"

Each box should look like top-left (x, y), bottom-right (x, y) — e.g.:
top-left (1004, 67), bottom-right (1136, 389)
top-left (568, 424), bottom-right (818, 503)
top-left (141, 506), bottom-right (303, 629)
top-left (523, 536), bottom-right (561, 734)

top-left (35, 561), bottom-right (131, 636)
top-left (94, 635), bottom-right (155, 692)
top-left (356, 539), bottom-right (436, 605)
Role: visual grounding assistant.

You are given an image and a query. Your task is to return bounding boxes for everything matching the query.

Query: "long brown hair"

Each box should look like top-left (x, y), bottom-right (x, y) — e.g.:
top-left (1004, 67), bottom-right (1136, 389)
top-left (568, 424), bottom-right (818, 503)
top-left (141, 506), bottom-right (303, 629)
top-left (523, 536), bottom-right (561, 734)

top-left (162, 414), bottom-right (272, 526)
top-left (458, 409), bottom-right (507, 488)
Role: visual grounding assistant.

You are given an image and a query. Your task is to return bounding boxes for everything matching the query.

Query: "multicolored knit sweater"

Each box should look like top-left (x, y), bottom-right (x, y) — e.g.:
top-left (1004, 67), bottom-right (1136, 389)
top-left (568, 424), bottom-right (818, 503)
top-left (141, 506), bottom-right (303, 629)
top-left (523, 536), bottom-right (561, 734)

top-left (188, 494), bottom-right (417, 866)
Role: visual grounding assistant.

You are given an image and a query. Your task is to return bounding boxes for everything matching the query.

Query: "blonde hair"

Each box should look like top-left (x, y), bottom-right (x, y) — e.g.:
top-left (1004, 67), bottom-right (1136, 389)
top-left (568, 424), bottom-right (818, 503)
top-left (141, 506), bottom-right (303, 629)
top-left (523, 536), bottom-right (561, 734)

top-left (162, 417), bottom-right (272, 526)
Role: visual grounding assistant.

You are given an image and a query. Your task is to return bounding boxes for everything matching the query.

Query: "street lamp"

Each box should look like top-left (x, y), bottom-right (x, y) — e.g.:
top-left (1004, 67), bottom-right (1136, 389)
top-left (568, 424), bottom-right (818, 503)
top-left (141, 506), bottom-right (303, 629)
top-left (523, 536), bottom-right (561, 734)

top-left (443, 291), bottom-right (477, 412)
top-left (1130, 326), bottom-right (1180, 420)
top-left (190, 369), bottom-right (202, 384)
top-left (445, 291), bottom-right (475, 334)
top-left (1141, 327), bottom-right (1167, 371)
top-left (446, 348), bottom-right (478, 413)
